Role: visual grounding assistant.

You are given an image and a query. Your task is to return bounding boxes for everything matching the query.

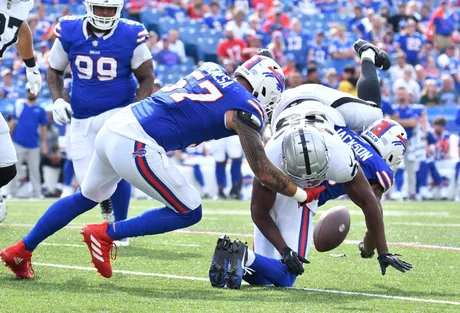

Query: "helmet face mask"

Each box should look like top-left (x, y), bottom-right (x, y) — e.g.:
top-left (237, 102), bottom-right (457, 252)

top-left (85, 0), bottom-right (124, 31)
top-left (282, 124), bottom-right (330, 188)
top-left (361, 119), bottom-right (408, 171)
top-left (234, 55), bottom-right (285, 121)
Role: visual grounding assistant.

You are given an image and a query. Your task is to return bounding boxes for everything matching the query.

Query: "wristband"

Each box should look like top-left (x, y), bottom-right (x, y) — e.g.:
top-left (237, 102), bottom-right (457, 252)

top-left (23, 57), bottom-right (36, 68)
top-left (293, 187), bottom-right (307, 203)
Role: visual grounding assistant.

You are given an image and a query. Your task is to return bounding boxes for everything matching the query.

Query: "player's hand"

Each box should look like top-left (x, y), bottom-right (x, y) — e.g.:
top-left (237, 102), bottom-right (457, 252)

top-left (281, 247), bottom-right (310, 276)
top-left (26, 65), bottom-right (42, 96)
top-left (53, 98), bottom-right (72, 125)
top-left (299, 185), bottom-right (326, 206)
top-left (377, 253), bottom-right (413, 275)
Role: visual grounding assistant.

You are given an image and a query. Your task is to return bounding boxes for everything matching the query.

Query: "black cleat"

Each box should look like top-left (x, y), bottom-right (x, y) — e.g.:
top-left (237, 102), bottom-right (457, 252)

top-left (358, 241), bottom-right (376, 259)
top-left (217, 189), bottom-right (227, 200)
top-left (354, 39), bottom-right (391, 70)
top-left (227, 239), bottom-right (248, 289)
top-left (209, 235), bottom-right (231, 288)
top-left (100, 199), bottom-right (114, 223)
top-left (229, 182), bottom-right (242, 200)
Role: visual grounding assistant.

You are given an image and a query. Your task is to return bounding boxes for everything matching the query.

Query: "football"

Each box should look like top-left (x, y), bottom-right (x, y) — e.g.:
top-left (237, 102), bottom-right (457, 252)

top-left (313, 206), bottom-right (351, 252)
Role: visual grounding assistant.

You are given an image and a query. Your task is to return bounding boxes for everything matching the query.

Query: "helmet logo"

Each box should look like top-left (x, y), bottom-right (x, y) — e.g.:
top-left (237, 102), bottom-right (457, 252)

top-left (263, 66), bottom-right (284, 92)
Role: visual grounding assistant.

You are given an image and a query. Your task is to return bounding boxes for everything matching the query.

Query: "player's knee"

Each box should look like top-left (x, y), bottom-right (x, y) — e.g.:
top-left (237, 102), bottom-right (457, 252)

top-left (180, 205), bottom-right (202, 226)
top-left (0, 164), bottom-right (16, 188)
top-left (274, 272), bottom-right (297, 287)
top-left (81, 183), bottom-right (115, 203)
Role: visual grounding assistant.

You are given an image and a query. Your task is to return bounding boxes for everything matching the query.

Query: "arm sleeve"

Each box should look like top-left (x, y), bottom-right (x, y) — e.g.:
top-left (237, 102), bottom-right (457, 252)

top-left (48, 39), bottom-right (70, 71)
top-left (131, 43), bottom-right (153, 69)
top-left (40, 109), bottom-right (49, 126)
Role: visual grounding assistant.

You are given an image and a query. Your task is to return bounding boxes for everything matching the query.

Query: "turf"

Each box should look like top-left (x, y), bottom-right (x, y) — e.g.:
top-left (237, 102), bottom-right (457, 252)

top-left (0, 199), bottom-right (459, 313)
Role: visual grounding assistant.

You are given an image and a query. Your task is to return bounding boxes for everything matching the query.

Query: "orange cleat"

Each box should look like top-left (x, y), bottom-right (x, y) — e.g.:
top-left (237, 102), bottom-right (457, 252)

top-left (81, 222), bottom-right (117, 278)
top-left (0, 241), bottom-right (34, 279)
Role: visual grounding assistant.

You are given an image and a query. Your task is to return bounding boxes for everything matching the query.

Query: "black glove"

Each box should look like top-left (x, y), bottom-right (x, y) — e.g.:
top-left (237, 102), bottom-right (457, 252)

top-left (377, 253), bottom-right (413, 275)
top-left (281, 247), bottom-right (310, 276)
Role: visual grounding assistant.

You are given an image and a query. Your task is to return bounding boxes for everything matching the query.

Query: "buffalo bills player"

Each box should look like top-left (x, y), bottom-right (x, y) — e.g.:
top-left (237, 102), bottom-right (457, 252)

top-left (213, 119), bottom-right (411, 288)
top-left (47, 0), bottom-right (154, 232)
top-left (0, 0), bottom-right (42, 221)
top-left (1, 55), bottom-right (321, 281)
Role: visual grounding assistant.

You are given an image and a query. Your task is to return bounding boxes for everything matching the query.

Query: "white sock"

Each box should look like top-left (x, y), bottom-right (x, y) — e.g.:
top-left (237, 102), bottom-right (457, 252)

top-left (246, 250), bottom-right (256, 267)
top-left (361, 49), bottom-right (375, 64)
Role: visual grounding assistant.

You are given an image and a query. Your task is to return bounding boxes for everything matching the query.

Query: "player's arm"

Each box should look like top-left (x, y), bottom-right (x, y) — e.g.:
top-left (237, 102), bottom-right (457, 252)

top-left (227, 110), bottom-right (302, 199)
top-left (132, 42), bottom-right (154, 101)
top-left (250, 178), bottom-right (288, 254)
top-left (344, 168), bottom-right (388, 254)
top-left (392, 117), bottom-right (418, 128)
top-left (16, 21), bottom-right (42, 95)
top-left (360, 183), bottom-right (384, 257)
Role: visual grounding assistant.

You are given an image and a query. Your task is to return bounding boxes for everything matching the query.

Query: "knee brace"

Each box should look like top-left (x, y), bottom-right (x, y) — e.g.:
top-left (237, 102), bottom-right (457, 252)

top-left (0, 164), bottom-right (16, 188)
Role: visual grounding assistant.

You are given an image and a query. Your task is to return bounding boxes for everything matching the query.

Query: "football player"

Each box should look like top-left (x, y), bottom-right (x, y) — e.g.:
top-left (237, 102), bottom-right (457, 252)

top-left (1, 55), bottom-right (321, 281)
top-left (47, 0), bottom-right (154, 231)
top-left (0, 0), bottom-right (42, 221)
top-left (209, 40), bottom-right (412, 289)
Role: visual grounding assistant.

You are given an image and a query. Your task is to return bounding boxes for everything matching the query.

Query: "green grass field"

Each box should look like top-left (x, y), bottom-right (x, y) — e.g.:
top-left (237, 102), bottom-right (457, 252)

top-left (0, 199), bottom-right (459, 313)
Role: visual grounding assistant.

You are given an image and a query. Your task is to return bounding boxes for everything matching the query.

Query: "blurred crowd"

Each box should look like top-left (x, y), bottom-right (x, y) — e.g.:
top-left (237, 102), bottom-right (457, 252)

top-left (0, 0), bottom-right (460, 201)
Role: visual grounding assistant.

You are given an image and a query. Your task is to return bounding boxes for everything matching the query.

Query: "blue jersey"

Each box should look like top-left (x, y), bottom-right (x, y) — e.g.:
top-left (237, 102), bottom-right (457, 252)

top-left (55, 16), bottom-right (148, 119)
top-left (397, 34), bottom-right (423, 65)
top-left (307, 42), bottom-right (328, 65)
top-left (318, 127), bottom-right (394, 206)
top-left (393, 104), bottom-right (422, 139)
top-left (285, 31), bottom-right (311, 67)
top-left (132, 62), bottom-right (266, 152)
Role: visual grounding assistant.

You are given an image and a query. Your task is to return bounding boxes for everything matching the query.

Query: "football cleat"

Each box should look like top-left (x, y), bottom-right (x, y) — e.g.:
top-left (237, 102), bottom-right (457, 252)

top-left (209, 235), bottom-right (231, 288)
top-left (81, 222), bottom-right (117, 278)
top-left (354, 39), bottom-right (391, 70)
top-left (358, 241), bottom-right (375, 259)
top-left (227, 239), bottom-right (248, 289)
top-left (0, 241), bottom-right (34, 279)
top-left (100, 199), bottom-right (115, 223)
top-left (0, 197), bottom-right (7, 223)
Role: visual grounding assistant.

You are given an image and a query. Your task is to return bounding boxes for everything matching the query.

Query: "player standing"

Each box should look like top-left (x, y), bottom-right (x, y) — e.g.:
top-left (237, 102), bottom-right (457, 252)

top-left (0, 0), bottom-right (42, 221)
top-left (47, 0), bottom-right (154, 231)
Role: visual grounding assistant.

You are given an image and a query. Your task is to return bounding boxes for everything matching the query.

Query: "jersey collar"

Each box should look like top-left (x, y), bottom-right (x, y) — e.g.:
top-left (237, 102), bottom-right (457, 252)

top-left (82, 18), bottom-right (117, 41)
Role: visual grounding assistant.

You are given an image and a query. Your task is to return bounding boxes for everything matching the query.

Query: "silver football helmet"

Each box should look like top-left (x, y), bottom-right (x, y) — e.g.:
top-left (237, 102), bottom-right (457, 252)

top-left (282, 124), bottom-right (330, 188)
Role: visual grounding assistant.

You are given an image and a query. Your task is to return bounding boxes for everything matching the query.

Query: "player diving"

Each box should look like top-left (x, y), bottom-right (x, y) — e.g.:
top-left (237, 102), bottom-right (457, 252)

top-left (208, 40), bottom-right (412, 289)
top-left (47, 0), bottom-right (154, 240)
top-left (1, 51), bottom-right (331, 280)
top-left (0, 0), bottom-right (43, 222)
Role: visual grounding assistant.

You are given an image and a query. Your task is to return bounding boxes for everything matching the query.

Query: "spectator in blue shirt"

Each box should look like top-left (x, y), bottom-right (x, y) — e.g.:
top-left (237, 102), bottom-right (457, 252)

top-left (0, 70), bottom-right (19, 100)
top-left (432, 0), bottom-right (458, 51)
top-left (347, 6), bottom-right (364, 32)
top-left (203, 1), bottom-right (227, 31)
top-left (285, 18), bottom-right (311, 70)
top-left (397, 19), bottom-right (424, 65)
top-left (8, 83), bottom-right (48, 198)
top-left (329, 25), bottom-right (355, 76)
top-left (307, 30), bottom-right (328, 66)
top-left (156, 36), bottom-right (181, 67)
top-left (165, 0), bottom-right (187, 23)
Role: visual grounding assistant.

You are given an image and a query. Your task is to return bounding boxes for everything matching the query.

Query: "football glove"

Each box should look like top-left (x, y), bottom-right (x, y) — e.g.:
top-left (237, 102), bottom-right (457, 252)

top-left (282, 247), bottom-right (310, 276)
top-left (377, 253), bottom-right (413, 275)
top-left (299, 185), bottom-right (326, 206)
top-left (26, 65), bottom-right (42, 96)
top-left (53, 98), bottom-right (72, 125)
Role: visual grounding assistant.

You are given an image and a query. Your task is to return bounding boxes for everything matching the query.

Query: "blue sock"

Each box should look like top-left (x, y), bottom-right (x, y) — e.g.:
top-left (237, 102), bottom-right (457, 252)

top-left (63, 160), bottom-right (74, 186)
top-left (395, 168), bottom-right (404, 191)
top-left (247, 253), bottom-right (297, 287)
top-left (106, 205), bottom-right (202, 240)
top-left (429, 161), bottom-right (443, 185)
top-left (417, 161), bottom-right (429, 192)
top-left (215, 162), bottom-right (226, 189)
top-left (23, 191), bottom-right (97, 251)
top-left (111, 179), bottom-right (131, 222)
top-left (193, 165), bottom-right (205, 187)
top-left (230, 159), bottom-right (242, 185)
top-left (455, 162), bottom-right (460, 181)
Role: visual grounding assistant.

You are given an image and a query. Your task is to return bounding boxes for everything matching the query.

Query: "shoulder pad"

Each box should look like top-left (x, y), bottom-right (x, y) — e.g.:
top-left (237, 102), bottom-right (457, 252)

top-left (54, 16), bottom-right (81, 40)
top-left (199, 62), bottom-right (228, 76)
top-left (237, 110), bottom-right (262, 131)
top-left (119, 18), bottom-right (148, 46)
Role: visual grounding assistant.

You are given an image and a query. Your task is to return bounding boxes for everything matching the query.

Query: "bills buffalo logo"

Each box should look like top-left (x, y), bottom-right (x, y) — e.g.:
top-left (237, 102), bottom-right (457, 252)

top-left (262, 66), bottom-right (285, 92)
top-left (132, 148), bottom-right (147, 158)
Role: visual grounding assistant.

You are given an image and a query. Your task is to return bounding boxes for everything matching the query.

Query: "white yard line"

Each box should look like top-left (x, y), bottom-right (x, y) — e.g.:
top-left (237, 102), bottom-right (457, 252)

top-left (41, 242), bottom-right (201, 248)
top-left (2, 224), bottom-right (459, 251)
top-left (32, 262), bottom-right (460, 306)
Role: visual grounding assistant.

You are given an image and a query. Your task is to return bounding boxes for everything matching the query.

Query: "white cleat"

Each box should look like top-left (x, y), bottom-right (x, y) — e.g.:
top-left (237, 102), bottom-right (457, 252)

top-left (114, 238), bottom-right (130, 247)
top-left (0, 197), bottom-right (7, 223)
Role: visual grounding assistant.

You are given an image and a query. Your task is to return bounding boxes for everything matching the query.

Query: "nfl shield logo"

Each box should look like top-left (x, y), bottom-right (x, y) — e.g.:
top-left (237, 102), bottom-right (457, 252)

top-left (7, 2), bottom-right (11, 9)
top-left (92, 40), bottom-right (98, 47)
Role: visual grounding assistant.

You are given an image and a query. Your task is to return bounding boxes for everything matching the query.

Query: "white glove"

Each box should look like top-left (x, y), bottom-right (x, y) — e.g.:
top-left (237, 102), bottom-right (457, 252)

top-left (53, 98), bottom-right (72, 125)
top-left (26, 65), bottom-right (42, 96)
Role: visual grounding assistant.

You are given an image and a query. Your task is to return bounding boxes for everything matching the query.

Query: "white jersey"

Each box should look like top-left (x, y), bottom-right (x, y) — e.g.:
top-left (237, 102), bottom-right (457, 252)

top-left (272, 84), bottom-right (383, 131)
top-left (0, 0), bottom-right (34, 59)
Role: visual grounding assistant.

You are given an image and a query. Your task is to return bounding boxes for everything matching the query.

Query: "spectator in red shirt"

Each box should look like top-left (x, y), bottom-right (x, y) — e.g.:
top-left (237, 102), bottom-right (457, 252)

top-left (125, 0), bottom-right (147, 22)
top-left (242, 30), bottom-right (263, 62)
top-left (187, 0), bottom-right (207, 20)
top-left (282, 53), bottom-right (296, 77)
top-left (252, 0), bottom-right (272, 12)
top-left (267, 30), bottom-right (285, 65)
top-left (217, 27), bottom-right (247, 64)
top-left (263, 0), bottom-right (290, 34)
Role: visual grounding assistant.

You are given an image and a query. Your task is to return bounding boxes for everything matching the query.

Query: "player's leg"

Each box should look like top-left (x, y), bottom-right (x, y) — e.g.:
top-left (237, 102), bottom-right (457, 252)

top-left (27, 147), bottom-right (42, 197)
top-left (100, 130), bottom-right (202, 241)
top-left (61, 159), bottom-right (74, 198)
top-left (227, 136), bottom-right (243, 200)
top-left (9, 143), bottom-right (26, 198)
top-left (211, 138), bottom-right (228, 199)
top-left (0, 117), bottom-right (17, 222)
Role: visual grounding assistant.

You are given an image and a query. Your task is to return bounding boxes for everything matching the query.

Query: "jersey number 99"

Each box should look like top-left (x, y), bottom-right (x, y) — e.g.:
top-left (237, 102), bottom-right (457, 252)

top-left (75, 55), bottom-right (117, 81)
